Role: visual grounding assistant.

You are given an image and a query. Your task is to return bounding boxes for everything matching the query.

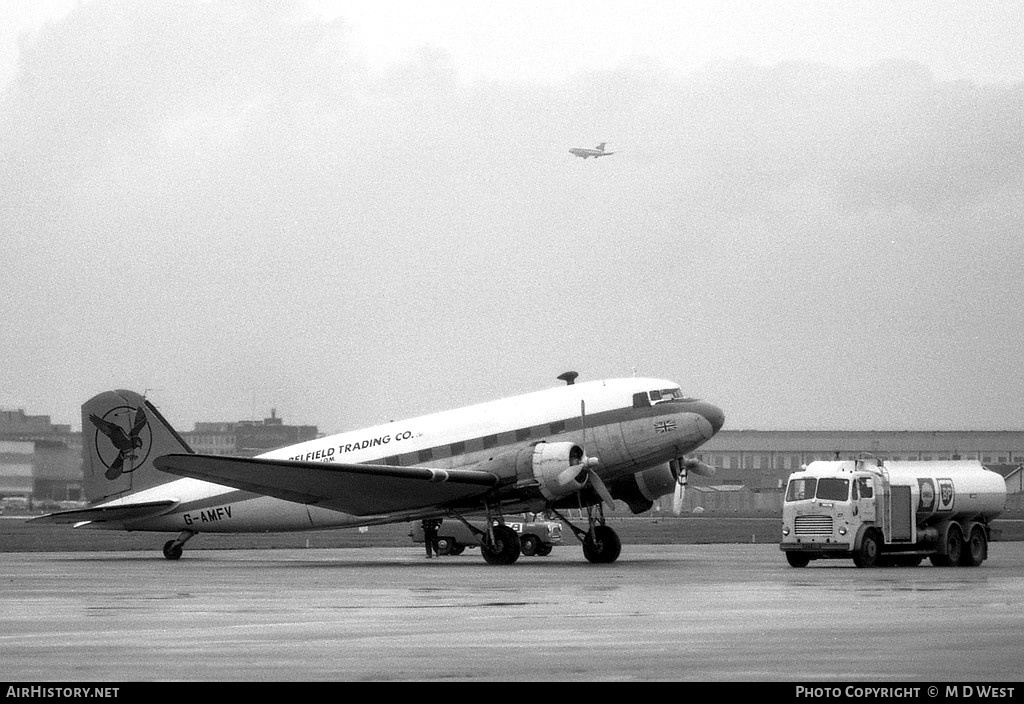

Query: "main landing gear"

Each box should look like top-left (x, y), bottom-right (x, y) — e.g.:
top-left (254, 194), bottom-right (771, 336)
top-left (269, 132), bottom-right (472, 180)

top-left (162, 529), bottom-right (197, 560)
top-left (447, 510), bottom-right (523, 565)
top-left (551, 503), bottom-right (622, 564)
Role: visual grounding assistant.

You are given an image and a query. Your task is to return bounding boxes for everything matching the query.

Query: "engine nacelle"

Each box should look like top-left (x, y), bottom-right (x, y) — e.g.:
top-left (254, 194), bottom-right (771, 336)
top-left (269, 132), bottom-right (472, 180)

top-left (531, 441), bottom-right (591, 501)
top-left (608, 463), bottom-right (677, 515)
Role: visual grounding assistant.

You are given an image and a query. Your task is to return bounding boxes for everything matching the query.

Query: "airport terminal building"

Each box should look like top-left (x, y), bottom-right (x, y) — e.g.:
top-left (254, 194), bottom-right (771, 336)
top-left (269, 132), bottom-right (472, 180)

top-left (3, 405), bottom-right (1022, 513)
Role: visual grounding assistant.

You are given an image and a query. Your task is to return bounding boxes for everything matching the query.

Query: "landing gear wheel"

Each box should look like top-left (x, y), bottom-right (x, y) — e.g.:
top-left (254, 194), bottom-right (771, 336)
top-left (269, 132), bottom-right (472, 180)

top-left (162, 540), bottom-right (183, 561)
top-left (852, 531), bottom-right (881, 568)
top-left (481, 525), bottom-right (521, 565)
top-left (785, 552), bottom-right (811, 568)
top-left (960, 525), bottom-right (987, 567)
top-left (582, 525), bottom-right (621, 564)
top-left (520, 534), bottom-right (540, 557)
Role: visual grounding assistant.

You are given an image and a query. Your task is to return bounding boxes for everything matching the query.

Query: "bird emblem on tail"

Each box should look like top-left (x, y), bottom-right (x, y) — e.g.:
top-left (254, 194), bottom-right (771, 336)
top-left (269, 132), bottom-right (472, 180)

top-left (90, 405), bottom-right (149, 480)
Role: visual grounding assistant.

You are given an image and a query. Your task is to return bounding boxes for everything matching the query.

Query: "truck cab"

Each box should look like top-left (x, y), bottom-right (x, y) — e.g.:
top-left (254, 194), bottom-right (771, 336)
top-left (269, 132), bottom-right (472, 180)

top-left (780, 462), bottom-right (867, 566)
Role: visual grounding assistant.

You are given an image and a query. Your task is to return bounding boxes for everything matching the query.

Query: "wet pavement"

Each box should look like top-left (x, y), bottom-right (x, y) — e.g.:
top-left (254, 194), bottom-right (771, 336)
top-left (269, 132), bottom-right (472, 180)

top-left (2, 543), bottom-right (1023, 681)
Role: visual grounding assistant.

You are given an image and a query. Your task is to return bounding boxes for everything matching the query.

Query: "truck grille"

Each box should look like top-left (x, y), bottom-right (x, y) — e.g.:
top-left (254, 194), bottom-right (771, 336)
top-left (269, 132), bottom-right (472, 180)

top-left (794, 515), bottom-right (833, 535)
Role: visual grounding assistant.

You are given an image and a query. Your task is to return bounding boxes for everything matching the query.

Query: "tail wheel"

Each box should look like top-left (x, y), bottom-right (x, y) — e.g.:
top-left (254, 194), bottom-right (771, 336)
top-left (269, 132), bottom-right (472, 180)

top-left (960, 525), bottom-right (987, 567)
top-left (852, 530), bottom-right (881, 568)
top-left (162, 540), bottom-right (183, 561)
top-left (481, 525), bottom-right (521, 565)
top-left (582, 525), bottom-right (621, 564)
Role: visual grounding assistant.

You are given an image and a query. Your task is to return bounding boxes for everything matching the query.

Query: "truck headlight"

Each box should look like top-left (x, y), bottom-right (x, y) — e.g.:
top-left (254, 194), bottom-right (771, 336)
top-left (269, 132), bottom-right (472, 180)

top-left (838, 526), bottom-right (847, 536)
top-left (782, 525), bottom-right (790, 536)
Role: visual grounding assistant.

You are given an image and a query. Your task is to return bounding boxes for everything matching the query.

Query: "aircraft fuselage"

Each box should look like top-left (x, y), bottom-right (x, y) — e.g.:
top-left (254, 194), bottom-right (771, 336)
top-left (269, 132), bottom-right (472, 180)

top-left (88, 378), bottom-right (722, 533)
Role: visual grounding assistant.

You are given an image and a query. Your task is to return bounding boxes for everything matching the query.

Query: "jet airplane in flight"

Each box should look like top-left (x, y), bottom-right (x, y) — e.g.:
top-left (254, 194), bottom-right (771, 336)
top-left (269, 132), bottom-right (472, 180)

top-left (570, 142), bottom-right (615, 159)
top-left (32, 373), bottom-right (723, 564)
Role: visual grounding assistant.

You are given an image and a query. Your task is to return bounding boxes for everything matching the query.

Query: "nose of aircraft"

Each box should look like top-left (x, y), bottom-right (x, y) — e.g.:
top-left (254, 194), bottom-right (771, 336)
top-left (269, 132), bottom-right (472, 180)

top-left (691, 401), bottom-right (725, 439)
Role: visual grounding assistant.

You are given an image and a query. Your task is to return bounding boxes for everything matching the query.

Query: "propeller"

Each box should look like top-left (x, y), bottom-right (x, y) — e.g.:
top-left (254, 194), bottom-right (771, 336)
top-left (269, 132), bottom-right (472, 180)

top-left (671, 457), bottom-right (716, 515)
top-left (557, 400), bottom-right (614, 509)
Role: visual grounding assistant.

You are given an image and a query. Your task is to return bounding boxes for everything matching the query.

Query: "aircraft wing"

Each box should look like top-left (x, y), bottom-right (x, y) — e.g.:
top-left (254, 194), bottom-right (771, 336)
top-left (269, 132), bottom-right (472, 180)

top-left (153, 453), bottom-right (499, 516)
top-left (28, 499), bottom-right (179, 524)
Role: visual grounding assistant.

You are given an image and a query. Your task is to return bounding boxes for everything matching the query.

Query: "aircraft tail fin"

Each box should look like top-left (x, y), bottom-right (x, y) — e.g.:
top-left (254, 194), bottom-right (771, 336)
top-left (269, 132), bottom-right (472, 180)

top-left (596, 142), bottom-right (606, 151)
top-left (81, 390), bottom-right (193, 503)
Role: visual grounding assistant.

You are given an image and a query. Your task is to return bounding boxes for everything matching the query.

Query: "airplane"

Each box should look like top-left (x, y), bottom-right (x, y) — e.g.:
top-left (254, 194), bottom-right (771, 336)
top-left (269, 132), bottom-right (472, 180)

top-left (31, 372), bottom-right (724, 564)
top-left (569, 142), bottom-right (615, 159)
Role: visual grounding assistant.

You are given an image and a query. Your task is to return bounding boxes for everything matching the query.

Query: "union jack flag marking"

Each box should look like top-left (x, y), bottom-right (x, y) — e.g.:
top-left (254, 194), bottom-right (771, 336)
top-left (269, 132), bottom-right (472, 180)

top-left (654, 420), bottom-right (676, 433)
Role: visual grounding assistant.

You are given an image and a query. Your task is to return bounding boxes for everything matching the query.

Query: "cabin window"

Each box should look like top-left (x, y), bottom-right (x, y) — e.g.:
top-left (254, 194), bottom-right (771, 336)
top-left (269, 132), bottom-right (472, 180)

top-left (633, 392), bottom-right (650, 408)
top-left (483, 434), bottom-right (498, 449)
top-left (549, 421), bottom-right (565, 434)
top-left (515, 428), bottom-right (530, 442)
top-left (418, 449), bottom-right (433, 463)
top-left (449, 441), bottom-right (465, 455)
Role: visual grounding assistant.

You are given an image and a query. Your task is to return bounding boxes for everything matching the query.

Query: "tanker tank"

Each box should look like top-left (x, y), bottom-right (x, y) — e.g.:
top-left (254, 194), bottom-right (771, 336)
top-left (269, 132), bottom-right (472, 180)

top-left (883, 460), bottom-right (1006, 522)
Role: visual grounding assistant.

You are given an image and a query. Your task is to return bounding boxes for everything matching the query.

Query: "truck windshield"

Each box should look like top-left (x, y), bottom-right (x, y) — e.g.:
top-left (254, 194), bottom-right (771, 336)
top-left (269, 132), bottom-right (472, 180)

top-left (785, 477), bottom-right (850, 502)
top-left (815, 478), bottom-right (850, 501)
top-left (785, 478), bottom-right (816, 502)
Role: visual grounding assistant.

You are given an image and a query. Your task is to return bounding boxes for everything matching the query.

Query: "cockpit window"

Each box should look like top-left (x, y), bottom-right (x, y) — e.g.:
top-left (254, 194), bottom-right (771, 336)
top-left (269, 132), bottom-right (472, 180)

top-left (649, 388), bottom-right (695, 403)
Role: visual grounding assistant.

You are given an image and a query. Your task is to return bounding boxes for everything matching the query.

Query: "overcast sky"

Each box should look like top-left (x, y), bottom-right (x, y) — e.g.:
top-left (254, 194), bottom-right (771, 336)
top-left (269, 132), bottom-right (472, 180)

top-left (2, 1), bottom-right (1022, 434)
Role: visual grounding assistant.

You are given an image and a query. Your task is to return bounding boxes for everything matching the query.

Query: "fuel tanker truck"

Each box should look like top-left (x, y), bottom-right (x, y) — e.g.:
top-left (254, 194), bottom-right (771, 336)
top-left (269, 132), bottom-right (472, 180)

top-left (780, 458), bottom-right (1006, 568)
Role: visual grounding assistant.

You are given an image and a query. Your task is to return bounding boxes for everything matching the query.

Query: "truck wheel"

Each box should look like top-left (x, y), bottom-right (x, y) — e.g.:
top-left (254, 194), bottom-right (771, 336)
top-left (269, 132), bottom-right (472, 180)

top-left (535, 543), bottom-right (552, 557)
top-left (930, 524), bottom-right (964, 566)
top-left (434, 537), bottom-right (453, 556)
top-left (852, 531), bottom-right (881, 568)
top-left (520, 534), bottom-right (539, 557)
top-left (785, 552), bottom-right (811, 568)
top-left (449, 543), bottom-right (466, 556)
top-left (960, 525), bottom-right (987, 567)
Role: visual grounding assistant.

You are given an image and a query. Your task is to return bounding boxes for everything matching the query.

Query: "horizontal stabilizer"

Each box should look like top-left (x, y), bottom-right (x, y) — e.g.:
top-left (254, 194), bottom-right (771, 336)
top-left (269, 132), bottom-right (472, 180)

top-left (154, 454), bottom-right (498, 516)
top-left (28, 499), bottom-right (179, 524)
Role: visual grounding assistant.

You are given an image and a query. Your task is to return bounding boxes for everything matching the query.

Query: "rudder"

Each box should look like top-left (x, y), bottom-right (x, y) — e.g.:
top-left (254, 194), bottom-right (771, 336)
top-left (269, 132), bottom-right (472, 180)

top-left (82, 390), bottom-right (193, 503)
